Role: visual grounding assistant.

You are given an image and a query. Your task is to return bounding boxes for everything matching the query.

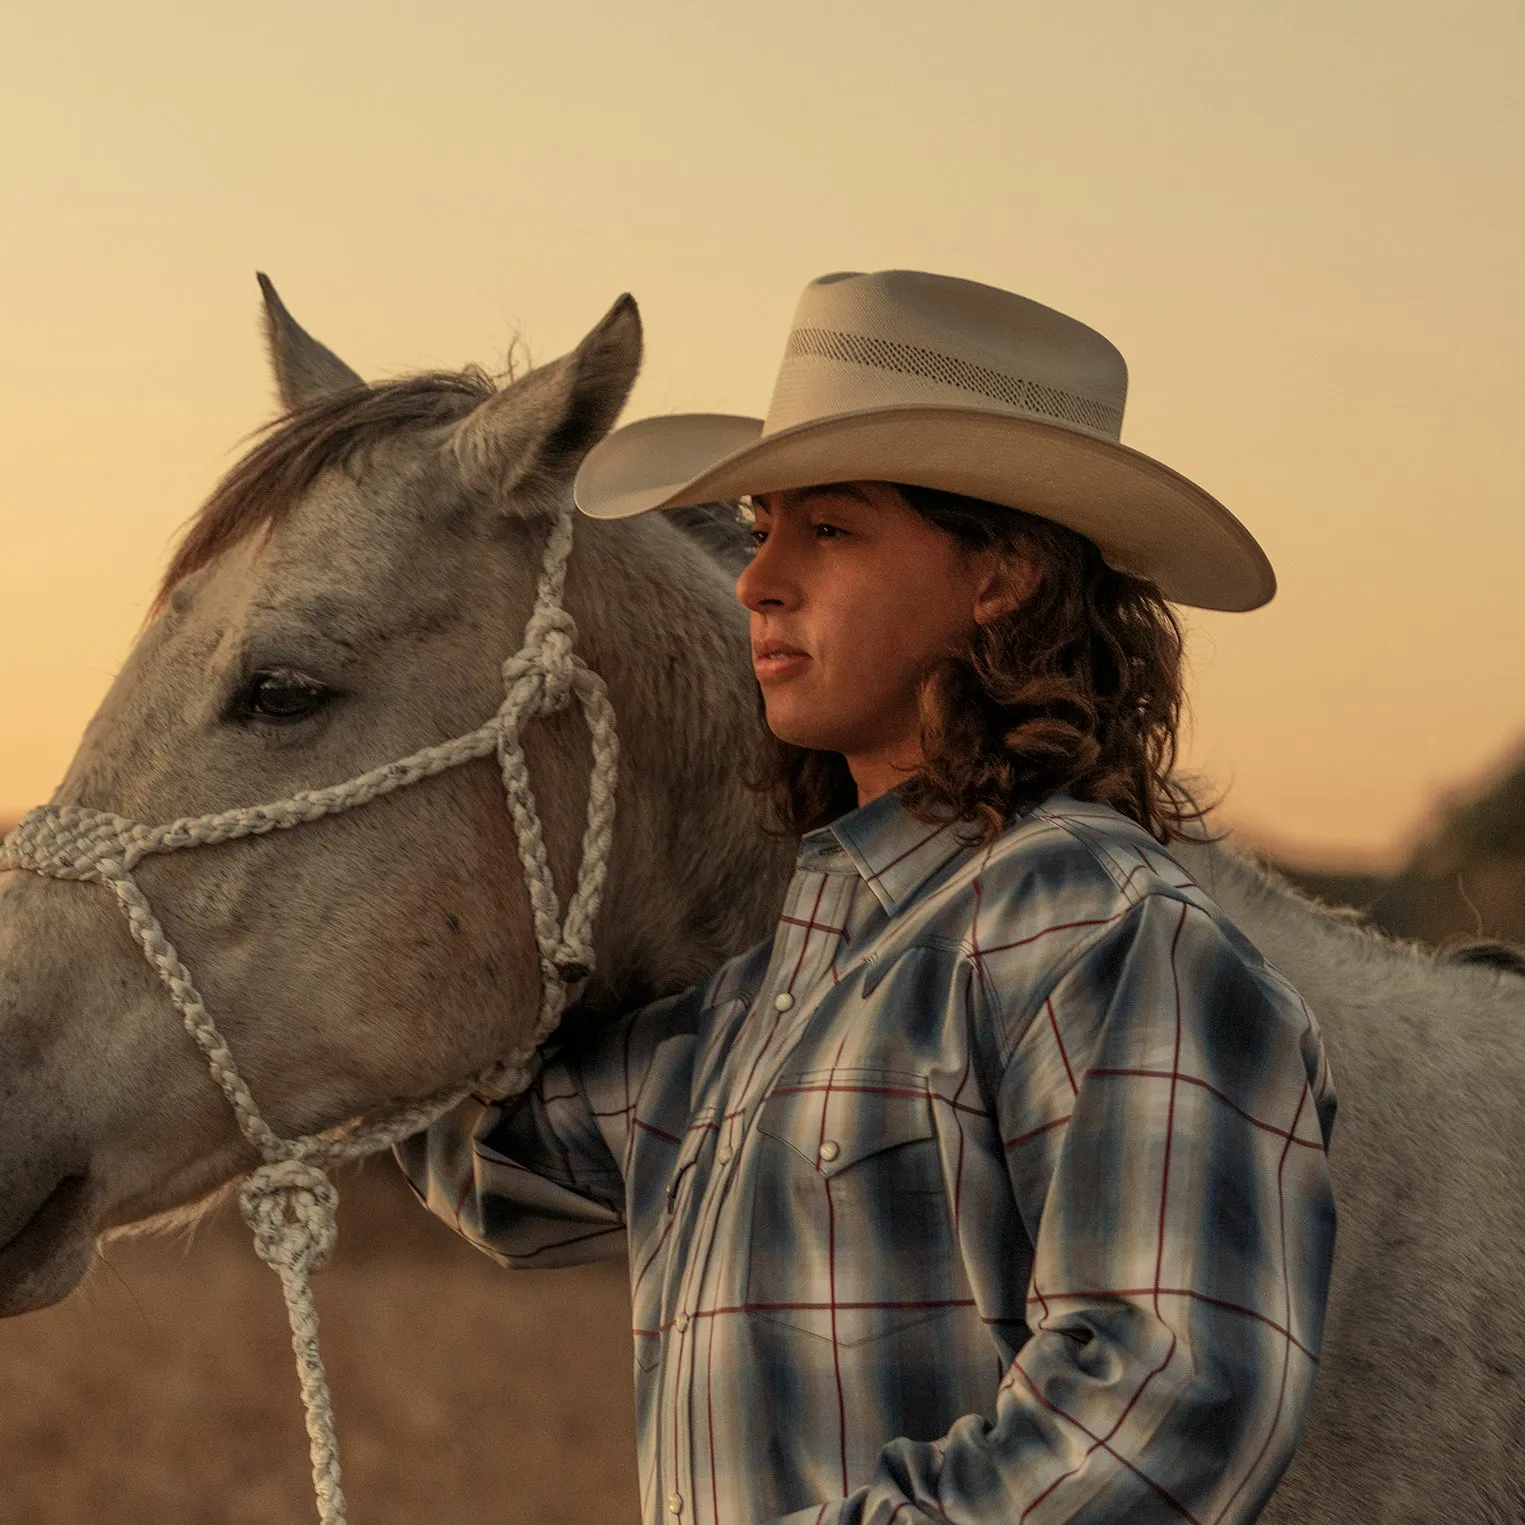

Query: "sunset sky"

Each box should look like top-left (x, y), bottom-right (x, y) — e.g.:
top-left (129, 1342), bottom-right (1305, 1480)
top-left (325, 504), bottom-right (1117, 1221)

top-left (2, 1), bottom-right (1521, 866)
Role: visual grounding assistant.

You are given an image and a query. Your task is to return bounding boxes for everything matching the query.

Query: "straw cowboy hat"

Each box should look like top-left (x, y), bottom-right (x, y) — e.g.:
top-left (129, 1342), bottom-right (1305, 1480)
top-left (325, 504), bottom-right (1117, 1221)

top-left (573, 269), bottom-right (1275, 611)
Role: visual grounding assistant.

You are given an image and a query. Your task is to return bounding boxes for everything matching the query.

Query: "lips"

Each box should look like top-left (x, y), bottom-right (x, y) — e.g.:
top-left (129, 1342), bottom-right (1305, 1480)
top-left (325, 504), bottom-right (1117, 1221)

top-left (752, 640), bottom-right (811, 682)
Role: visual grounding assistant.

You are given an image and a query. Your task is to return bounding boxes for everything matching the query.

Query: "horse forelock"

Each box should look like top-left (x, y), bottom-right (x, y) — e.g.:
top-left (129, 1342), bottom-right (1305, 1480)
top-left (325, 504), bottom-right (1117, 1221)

top-left (153, 369), bottom-right (498, 617)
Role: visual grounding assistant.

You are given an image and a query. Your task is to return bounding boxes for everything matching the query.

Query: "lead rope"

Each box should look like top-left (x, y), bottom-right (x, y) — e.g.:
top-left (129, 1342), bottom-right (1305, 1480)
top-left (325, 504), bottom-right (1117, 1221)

top-left (0, 498), bottom-right (618, 1525)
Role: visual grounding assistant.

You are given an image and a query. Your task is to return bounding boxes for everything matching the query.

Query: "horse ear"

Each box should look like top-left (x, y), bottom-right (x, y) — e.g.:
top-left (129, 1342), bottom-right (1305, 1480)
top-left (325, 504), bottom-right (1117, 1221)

top-left (455, 294), bottom-right (642, 508)
top-left (257, 273), bottom-right (365, 411)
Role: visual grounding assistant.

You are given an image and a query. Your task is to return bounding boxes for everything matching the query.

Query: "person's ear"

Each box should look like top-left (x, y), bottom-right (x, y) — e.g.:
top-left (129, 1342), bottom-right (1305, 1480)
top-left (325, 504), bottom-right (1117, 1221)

top-left (973, 551), bottom-right (1040, 624)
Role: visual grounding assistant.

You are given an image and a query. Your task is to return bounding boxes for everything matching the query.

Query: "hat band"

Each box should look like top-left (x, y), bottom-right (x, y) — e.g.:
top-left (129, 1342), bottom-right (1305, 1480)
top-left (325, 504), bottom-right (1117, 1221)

top-left (784, 325), bottom-right (1124, 438)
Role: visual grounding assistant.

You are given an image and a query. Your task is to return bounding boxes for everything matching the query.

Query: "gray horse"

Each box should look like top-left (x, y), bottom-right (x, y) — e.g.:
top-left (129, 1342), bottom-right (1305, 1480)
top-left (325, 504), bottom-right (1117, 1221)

top-left (0, 281), bottom-right (1519, 1521)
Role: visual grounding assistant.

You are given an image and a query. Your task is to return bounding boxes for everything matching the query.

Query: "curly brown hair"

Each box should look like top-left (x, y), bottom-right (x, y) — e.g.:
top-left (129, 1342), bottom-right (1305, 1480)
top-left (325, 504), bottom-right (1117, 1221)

top-left (754, 483), bottom-right (1206, 846)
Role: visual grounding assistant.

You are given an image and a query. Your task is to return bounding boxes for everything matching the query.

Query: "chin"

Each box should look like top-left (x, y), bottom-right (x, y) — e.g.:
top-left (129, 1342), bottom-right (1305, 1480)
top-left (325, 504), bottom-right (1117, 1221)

top-left (767, 727), bottom-right (852, 757)
top-left (761, 702), bottom-right (850, 755)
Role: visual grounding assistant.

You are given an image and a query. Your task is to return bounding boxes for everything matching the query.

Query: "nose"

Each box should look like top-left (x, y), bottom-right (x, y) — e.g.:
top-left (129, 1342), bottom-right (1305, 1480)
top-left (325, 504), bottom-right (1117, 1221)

top-left (735, 528), bottom-right (800, 614)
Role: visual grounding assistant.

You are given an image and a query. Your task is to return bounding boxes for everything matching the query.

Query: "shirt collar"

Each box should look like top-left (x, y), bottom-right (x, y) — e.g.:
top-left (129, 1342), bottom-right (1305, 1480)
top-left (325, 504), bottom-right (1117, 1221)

top-left (797, 790), bottom-right (972, 916)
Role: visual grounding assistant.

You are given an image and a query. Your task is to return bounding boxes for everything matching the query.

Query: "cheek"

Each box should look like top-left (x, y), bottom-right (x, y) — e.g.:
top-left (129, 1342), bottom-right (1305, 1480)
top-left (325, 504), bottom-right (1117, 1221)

top-left (836, 616), bottom-right (918, 693)
top-left (823, 579), bottom-right (969, 685)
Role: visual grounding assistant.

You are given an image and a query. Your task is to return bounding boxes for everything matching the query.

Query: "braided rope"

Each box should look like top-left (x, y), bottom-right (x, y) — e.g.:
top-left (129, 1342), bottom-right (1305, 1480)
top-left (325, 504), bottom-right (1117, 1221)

top-left (0, 498), bottom-right (618, 1524)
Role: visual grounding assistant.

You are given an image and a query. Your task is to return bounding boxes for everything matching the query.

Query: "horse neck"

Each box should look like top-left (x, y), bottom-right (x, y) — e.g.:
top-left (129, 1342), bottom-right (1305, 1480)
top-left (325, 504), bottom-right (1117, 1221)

top-left (558, 513), bottom-right (793, 1021)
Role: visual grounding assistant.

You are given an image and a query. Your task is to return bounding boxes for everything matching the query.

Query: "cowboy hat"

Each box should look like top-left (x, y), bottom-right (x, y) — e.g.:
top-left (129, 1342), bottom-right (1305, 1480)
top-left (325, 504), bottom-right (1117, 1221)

top-left (573, 269), bottom-right (1274, 611)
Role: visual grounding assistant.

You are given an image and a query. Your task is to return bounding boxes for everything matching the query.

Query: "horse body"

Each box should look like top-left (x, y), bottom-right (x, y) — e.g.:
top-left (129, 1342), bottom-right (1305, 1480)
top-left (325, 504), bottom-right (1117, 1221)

top-left (0, 285), bottom-right (1519, 1517)
top-left (1174, 841), bottom-right (1525, 1521)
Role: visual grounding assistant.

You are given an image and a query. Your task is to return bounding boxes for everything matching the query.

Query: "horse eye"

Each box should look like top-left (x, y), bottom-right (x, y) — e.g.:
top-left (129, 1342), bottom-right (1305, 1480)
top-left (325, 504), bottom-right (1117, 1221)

top-left (239, 669), bottom-right (332, 723)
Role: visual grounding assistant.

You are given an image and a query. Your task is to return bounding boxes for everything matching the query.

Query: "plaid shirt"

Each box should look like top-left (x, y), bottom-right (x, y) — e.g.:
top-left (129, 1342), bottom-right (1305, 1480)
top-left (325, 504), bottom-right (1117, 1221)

top-left (400, 792), bottom-right (1336, 1525)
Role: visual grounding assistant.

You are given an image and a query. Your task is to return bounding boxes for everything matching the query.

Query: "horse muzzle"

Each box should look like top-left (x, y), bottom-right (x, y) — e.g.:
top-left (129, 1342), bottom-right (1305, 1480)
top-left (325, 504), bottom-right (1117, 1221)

top-left (0, 1167), bottom-right (94, 1315)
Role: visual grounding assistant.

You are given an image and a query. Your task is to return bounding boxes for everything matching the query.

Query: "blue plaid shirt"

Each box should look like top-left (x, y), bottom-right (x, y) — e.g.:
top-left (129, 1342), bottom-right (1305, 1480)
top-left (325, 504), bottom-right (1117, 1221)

top-left (400, 792), bottom-right (1336, 1525)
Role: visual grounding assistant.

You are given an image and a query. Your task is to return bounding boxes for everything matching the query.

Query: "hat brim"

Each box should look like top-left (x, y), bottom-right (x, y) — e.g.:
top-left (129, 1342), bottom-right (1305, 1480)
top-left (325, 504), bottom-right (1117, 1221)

top-left (573, 405), bottom-right (1274, 612)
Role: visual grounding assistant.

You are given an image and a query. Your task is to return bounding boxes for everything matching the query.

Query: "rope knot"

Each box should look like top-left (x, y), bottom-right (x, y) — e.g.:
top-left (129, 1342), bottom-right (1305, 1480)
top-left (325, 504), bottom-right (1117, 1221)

top-left (522, 603), bottom-right (577, 651)
top-left (503, 606), bottom-right (579, 714)
top-left (0, 805), bottom-right (142, 881)
top-left (238, 1158), bottom-right (340, 1278)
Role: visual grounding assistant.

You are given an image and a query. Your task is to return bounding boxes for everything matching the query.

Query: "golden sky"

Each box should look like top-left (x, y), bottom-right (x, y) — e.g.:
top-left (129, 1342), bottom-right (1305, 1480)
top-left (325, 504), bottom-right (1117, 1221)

top-left (2, 0), bottom-right (1522, 865)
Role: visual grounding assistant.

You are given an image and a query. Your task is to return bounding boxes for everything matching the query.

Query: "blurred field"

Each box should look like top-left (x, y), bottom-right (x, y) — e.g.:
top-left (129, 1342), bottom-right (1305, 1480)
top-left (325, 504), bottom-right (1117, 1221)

top-left (0, 1161), bottom-right (639, 1524)
top-left (1279, 745), bottom-right (1525, 949)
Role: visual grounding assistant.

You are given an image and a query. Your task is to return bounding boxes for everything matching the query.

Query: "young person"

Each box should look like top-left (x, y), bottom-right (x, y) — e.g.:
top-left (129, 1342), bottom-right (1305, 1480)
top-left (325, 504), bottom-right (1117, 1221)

top-left (400, 271), bottom-right (1336, 1524)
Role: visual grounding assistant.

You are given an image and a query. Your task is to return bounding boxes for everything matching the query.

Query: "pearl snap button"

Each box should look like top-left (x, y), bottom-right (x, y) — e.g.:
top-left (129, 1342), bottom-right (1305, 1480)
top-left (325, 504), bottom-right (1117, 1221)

top-left (818, 1139), bottom-right (840, 1162)
top-left (674, 1312), bottom-right (690, 1333)
top-left (716, 1144), bottom-right (733, 1165)
top-left (773, 991), bottom-right (795, 1012)
top-left (668, 1494), bottom-right (683, 1515)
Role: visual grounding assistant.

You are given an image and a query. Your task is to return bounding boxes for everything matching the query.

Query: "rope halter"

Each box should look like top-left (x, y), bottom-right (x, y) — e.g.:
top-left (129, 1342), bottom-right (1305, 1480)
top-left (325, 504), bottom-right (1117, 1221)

top-left (0, 497), bottom-right (618, 1525)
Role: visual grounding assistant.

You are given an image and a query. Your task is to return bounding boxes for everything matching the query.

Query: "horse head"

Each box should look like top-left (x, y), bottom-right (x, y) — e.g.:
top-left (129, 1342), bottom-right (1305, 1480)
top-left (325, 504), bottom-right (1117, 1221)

top-left (0, 280), bottom-right (785, 1315)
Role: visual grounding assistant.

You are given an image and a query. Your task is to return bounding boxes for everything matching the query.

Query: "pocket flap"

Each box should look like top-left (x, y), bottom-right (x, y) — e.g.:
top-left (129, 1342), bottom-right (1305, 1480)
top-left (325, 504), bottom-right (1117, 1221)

top-left (664, 1109), bottom-right (718, 1211)
top-left (756, 1070), bottom-right (934, 1177)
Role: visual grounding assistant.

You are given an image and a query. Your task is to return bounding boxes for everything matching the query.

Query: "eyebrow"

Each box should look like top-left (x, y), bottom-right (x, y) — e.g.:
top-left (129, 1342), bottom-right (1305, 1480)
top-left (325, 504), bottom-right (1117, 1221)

top-left (759, 483), bottom-right (876, 514)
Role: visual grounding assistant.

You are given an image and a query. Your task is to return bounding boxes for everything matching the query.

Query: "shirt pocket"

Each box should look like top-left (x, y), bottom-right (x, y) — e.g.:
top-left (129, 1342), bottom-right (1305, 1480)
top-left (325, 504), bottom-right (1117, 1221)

top-left (743, 1068), bottom-right (965, 1345)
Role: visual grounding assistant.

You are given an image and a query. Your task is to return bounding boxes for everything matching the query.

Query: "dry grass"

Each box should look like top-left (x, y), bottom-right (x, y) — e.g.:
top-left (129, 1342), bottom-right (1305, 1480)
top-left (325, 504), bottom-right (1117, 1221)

top-left (0, 1162), bottom-right (638, 1523)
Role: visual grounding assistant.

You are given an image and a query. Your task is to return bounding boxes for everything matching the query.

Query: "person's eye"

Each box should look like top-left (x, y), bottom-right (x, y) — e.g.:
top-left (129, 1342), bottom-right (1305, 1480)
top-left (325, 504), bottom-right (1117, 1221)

top-left (814, 522), bottom-right (848, 540)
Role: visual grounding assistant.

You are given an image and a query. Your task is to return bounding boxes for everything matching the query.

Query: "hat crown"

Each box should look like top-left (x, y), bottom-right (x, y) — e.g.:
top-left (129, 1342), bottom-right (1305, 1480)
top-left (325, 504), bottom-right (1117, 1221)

top-left (763, 270), bottom-right (1129, 441)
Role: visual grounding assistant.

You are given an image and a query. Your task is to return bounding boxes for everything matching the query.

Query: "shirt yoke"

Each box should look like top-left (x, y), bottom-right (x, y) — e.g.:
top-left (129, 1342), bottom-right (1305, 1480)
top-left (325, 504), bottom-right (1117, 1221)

top-left (899, 800), bottom-right (1266, 1061)
top-left (686, 797), bottom-right (1267, 1075)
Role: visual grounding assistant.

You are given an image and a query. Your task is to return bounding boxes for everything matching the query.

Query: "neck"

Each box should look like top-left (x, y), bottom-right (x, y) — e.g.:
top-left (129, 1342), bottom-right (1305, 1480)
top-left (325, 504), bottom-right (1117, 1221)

top-left (847, 742), bottom-right (923, 807)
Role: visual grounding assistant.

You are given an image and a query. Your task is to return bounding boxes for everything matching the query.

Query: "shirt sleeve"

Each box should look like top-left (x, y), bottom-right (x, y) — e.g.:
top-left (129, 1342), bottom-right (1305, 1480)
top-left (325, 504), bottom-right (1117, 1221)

top-left (772, 890), bottom-right (1338, 1525)
top-left (394, 980), bottom-right (707, 1270)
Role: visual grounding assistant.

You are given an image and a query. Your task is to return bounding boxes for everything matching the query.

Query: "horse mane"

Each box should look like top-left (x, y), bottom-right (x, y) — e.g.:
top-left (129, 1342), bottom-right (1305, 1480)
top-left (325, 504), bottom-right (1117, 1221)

top-left (661, 502), bottom-right (751, 576)
top-left (153, 370), bottom-right (496, 616)
top-left (155, 372), bottom-right (751, 617)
